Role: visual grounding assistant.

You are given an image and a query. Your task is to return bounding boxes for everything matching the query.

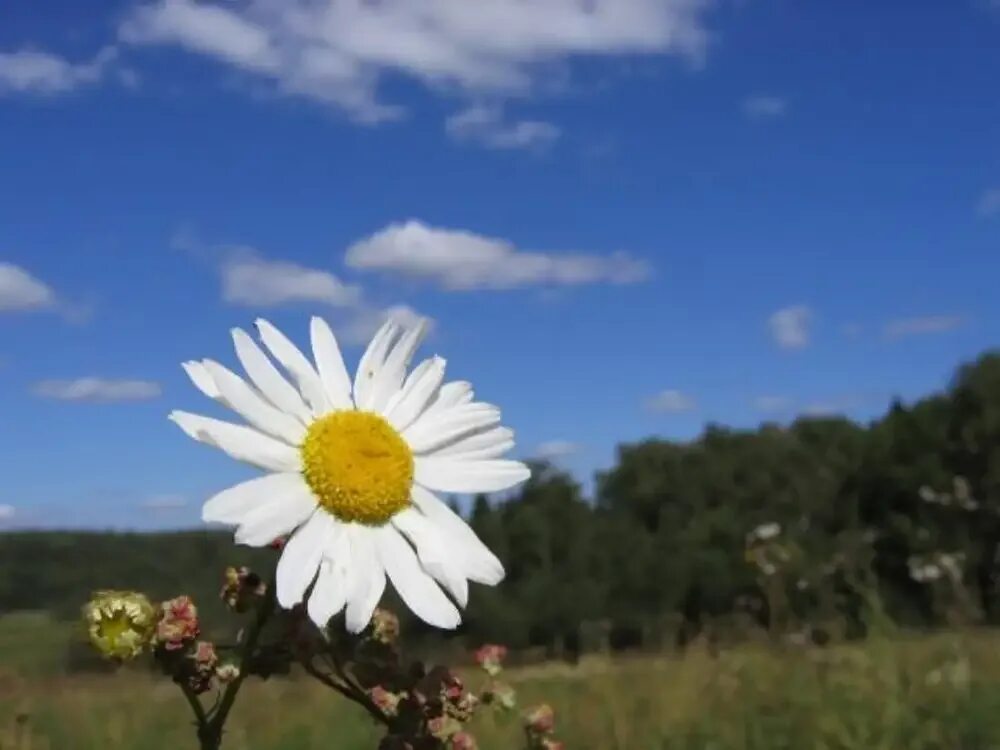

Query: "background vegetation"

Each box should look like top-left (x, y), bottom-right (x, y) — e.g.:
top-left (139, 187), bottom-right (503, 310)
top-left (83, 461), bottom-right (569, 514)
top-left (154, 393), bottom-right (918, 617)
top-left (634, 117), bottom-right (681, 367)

top-left (3, 351), bottom-right (1000, 748)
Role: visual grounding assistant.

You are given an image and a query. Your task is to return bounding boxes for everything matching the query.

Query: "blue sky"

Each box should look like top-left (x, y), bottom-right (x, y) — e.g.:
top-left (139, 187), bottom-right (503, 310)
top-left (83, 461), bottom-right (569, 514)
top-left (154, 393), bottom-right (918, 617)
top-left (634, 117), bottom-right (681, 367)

top-left (1, 0), bottom-right (998, 529)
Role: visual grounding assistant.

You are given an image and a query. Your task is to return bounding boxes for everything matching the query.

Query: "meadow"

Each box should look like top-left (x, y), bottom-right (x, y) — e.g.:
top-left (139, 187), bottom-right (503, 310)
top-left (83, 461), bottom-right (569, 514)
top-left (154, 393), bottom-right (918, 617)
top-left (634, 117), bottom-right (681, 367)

top-left (2, 612), bottom-right (1000, 750)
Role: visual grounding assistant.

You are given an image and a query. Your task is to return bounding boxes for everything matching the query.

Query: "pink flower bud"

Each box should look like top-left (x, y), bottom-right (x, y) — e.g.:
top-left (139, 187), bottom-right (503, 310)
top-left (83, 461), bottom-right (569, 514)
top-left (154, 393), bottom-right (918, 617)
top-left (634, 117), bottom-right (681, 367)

top-left (524, 704), bottom-right (555, 736)
top-left (156, 596), bottom-right (200, 650)
top-left (474, 644), bottom-right (508, 676)
top-left (450, 731), bottom-right (478, 750)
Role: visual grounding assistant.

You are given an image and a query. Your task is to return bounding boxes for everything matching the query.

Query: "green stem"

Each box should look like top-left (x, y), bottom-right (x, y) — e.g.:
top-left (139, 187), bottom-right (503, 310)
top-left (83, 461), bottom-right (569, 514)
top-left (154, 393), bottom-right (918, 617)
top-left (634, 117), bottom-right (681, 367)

top-left (197, 579), bottom-right (277, 750)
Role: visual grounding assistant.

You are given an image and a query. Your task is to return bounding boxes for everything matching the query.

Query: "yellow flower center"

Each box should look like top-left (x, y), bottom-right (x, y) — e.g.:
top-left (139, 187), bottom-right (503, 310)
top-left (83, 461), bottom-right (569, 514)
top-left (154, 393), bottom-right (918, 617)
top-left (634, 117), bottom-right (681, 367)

top-left (301, 410), bottom-right (414, 525)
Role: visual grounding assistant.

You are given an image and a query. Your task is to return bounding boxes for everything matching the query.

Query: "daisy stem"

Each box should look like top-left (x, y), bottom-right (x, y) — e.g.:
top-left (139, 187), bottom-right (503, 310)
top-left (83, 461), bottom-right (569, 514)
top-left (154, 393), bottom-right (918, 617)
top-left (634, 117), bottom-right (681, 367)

top-left (195, 577), bottom-right (277, 750)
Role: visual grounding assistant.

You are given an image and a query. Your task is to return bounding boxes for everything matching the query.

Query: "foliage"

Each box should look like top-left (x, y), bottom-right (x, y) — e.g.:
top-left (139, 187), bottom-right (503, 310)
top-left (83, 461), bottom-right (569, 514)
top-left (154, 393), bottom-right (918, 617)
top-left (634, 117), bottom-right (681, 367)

top-left (4, 352), bottom-right (1000, 657)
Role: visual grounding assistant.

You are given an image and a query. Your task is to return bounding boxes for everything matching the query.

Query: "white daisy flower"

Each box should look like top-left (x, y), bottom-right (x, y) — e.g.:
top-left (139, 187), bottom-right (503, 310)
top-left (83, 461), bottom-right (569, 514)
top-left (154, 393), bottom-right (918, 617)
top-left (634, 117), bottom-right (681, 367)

top-left (170, 316), bottom-right (529, 632)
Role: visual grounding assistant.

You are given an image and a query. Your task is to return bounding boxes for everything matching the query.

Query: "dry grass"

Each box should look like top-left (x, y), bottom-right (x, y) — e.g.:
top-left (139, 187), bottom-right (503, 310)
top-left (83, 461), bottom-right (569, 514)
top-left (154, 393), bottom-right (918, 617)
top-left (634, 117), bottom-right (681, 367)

top-left (3, 617), bottom-right (1000, 749)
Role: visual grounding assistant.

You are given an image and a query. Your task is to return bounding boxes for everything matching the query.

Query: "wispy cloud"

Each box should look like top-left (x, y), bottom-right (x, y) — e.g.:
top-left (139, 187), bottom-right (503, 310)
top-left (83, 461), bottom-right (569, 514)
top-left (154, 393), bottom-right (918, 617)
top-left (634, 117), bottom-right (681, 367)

top-left (644, 389), bottom-right (696, 413)
top-left (768, 305), bottom-right (812, 350)
top-left (32, 378), bottom-right (161, 402)
top-left (976, 188), bottom-right (1000, 217)
top-left (140, 494), bottom-right (188, 511)
top-left (337, 304), bottom-right (434, 346)
top-left (118, 0), bottom-right (711, 121)
top-left (0, 504), bottom-right (14, 522)
top-left (446, 104), bottom-right (560, 151)
top-left (534, 440), bottom-right (579, 460)
top-left (742, 95), bottom-right (787, 120)
top-left (883, 315), bottom-right (965, 340)
top-left (754, 395), bottom-right (792, 414)
top-left (0, 47), bottom-right (116, 95)
top-left (0, 262), bottom-right (56, 312)
top-left (221, 253), bottom-right (362, 308)
top-left (346, 220), bottom-right (650, 291)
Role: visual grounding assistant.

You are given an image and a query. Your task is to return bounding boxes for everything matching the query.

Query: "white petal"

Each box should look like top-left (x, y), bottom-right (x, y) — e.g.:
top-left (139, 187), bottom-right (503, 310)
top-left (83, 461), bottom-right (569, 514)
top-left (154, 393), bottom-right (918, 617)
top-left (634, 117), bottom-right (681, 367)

top-left (345, 527), bottom-right (386, 633)
top-left (416, 458), bottom-right (529, 494)
top-left (233, 482), bottom-right (317, 547)
top-left (433, 426), bottom-right (515, 460)
top-left (232, 328), bottom-right (311, 423)
top-left (307, 523), bottom-right (351, 626)
top-left (276, 510), bottom-right (334, 609)
top-left (169, 411), bottom-right (300, 472)
top-left (424, 381), bottom-right (473, 416)
top-left (403, 403), bottom-right (500, 454)
top-left (411, 485), bottom-right (504, 585)
top-left (310, 317), bottom-right (353, 411)
top-left (368, 319), bottom-right (429, 414)
top-left (353, 320), bottom-right (399, 411)
top-left (385, 356), bottom-right (446, 432)
top-left (255, 318), bottom-right (331, 415)
top-left (376, 525), bottom-right (461, 629)
top-left (308, 558), bottom-right (347, 627)
top-left (392, 507), bottom-right (468, 607)
top-left (203, 360), bottom-right (306, 445)
top-left (181, 361), bottom-right (229, 407)
top-left (202, 472), bottom-right (307, 525)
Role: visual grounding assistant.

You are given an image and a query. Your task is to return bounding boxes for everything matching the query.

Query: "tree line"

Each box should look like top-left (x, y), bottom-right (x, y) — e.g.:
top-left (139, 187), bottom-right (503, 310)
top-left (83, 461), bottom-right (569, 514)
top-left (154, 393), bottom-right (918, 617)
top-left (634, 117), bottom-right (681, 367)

top-left (3, 351), bottom-right (1000, 658)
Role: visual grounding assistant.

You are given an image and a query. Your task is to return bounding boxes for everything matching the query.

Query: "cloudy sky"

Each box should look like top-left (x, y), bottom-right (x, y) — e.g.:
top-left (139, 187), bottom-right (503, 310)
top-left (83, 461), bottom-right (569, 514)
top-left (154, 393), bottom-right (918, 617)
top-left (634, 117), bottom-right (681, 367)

top-left (1, 0), bottom-right (998, 529)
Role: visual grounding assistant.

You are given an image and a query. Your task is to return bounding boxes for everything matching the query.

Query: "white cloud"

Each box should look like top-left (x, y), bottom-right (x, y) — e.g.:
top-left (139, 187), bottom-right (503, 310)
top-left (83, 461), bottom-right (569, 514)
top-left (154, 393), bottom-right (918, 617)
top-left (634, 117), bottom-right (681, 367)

top-left (754, 395), bottom-right (792, 414)
top-left (141, 494), bottom-right (188, 511)
top-left (0, 504), bottom-right (14, 522)
top-left (768, 305), bottom-right (812, 350)
top-left (743, 95), bottom-right (787, 120)
top-left (0, 47), bottom-right (116, 95)
top-left (976, 188), bottom-right (1000, 217)
top-left (339, 304), bottom-right (434, 345)
top-left (222, 254), bottom-right (362, 308)
top-left (446, 103), bottom-right (560, 150)
top-left (346, 220), bottom-right (650, 290)
top-left (32, 378), bottom-right (161, 402)
top-left (119, 0), bottom-right (711, 120)
top-left (644, 389), bottom-right (695, 413)
top-left (534, 440), bottom-right (579, 460)
top-left (0, 263), bottom-right (56, 312)
top-left (883, 315), bottom-right (965, 340)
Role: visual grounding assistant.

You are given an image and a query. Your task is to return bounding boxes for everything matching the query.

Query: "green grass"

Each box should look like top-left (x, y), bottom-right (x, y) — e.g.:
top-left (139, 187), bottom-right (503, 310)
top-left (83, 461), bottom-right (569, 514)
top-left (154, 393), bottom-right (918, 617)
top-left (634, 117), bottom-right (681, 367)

top-left (3, 614), bottom-right (1000, 749)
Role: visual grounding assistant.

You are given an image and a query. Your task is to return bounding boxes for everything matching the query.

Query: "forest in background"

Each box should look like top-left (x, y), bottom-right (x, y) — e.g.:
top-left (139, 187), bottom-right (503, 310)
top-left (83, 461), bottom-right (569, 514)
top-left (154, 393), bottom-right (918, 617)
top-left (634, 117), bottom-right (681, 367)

top-left (3, 351), bottom-right (1000, 661)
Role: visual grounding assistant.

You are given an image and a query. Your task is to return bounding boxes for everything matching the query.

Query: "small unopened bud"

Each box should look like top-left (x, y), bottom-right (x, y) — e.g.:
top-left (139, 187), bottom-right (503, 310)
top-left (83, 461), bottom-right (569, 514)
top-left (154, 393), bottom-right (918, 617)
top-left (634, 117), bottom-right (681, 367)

top-left (539, 740), bottom-right (564, 750)
top-left (474, 644), bottom-right (508, 676)
top-left (524, 704), bottom-right (555, 736)
top-left (370, 608), bottom-right (400, 645)
top-left (83, 590), bottom-right (156, 661)
top-left (156, 595), bottom-right (200, 650)
top-left (427, 715), bottom-right (462, 741)
top-left (450, 731), bottom-right (478, 750)
top-left (483, 681), bottom-right (516, 710)
top-left (192, 641), bottom-right (218, 669)
top-left (220, 566), bottom-right (266, 612)
top-left (215, 663), bottom-right (240, 683)
top-left (370, 685), bottom-right (402, 718)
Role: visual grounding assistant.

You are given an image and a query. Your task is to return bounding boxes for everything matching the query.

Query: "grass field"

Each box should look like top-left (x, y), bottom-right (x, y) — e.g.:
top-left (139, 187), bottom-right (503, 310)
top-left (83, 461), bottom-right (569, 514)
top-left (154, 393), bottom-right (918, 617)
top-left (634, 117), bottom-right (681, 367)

top-left (3, 613), bottom-right (1000, 749)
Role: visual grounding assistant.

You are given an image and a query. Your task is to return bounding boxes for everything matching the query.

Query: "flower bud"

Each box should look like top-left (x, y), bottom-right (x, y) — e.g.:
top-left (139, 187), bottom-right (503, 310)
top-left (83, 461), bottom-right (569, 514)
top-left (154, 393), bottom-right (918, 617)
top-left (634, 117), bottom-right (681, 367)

top-left (370, 608), bottom-right (400, 645)
top-left (482, 681), bottom-right (516, 710)
top-left (216, 663), bottom-right (240, 684)
top-left (474, 644), bottom-right (508, 676)
top-left (82, 590), bottom-right (156, 661)
top-left (370, 685), bottom-right (402, 718)
top-left (450, 731), bottom-right (478, 750)
top-left (427, 715), bottom-right (461, 741)
top-left (156, 595), bottom-right (200, 650)
top-left (524, 704), bottom-right (555, 736)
